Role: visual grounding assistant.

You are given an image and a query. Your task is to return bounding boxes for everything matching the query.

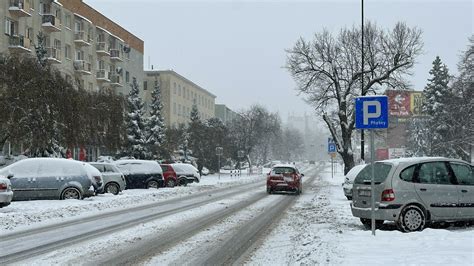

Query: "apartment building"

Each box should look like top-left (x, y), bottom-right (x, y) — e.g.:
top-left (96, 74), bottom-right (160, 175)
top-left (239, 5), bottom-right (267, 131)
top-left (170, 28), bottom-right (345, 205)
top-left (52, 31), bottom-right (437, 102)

top-left (215, 104), bottom-right (239, 125)
top-left (144, 70), bottom-right (216, 128)
top-left (1, 0), bottom-right (144, 95)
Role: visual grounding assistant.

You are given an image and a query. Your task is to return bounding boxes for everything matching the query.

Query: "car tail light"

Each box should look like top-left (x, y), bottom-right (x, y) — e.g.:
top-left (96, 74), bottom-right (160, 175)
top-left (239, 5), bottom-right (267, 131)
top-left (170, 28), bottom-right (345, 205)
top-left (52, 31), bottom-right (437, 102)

top-left (0, 183), bottom-right (7, 191)
top-left (381, 189), bottom-right (395, 202)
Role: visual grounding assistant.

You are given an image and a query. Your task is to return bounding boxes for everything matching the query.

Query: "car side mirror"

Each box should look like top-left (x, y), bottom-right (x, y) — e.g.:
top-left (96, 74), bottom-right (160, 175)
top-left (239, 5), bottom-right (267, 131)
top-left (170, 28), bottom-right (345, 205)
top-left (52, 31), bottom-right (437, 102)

top-left (7, 174), bottom-right (13, 179)
top-left (301, 174), bottom-right (304, 177)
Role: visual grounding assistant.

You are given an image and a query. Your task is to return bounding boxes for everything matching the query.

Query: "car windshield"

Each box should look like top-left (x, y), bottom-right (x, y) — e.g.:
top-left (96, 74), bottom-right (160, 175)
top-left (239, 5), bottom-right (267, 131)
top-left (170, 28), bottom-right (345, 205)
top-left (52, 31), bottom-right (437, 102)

top-left (271, 167), bottom-right (296, 175)
top-left (354, 162), bottom-right (392, 184)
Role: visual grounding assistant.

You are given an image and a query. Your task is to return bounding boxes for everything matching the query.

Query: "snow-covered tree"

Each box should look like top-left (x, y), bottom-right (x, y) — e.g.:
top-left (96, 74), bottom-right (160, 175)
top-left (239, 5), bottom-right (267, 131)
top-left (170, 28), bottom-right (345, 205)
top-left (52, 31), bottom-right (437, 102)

top-left (34, 31), bottom-right (47, 67)
top-left (422, 56), bottom-right (455, 157)
top-left (146, 81), bottom-right (166, 159)
top-left (406, 117), bottom-right (433, 156)
top-left (124, 77), bottom-right (147, 159)
top-left (187, 102), bottom-right (205, 171)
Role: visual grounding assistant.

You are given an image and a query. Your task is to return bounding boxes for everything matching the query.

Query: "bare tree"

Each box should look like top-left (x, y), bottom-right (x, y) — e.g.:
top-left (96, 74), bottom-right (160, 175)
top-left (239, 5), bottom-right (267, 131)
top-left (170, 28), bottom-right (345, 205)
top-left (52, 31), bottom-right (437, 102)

top-left (286, 22), bottom-right (423, 174)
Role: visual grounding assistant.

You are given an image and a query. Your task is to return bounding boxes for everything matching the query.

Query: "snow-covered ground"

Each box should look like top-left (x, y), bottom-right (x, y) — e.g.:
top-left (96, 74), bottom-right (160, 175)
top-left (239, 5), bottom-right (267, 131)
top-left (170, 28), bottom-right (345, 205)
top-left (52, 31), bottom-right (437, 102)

top-left (0, 172), bottom-right (264, 233)
top-left (249, 162), bottom-right (474, 265)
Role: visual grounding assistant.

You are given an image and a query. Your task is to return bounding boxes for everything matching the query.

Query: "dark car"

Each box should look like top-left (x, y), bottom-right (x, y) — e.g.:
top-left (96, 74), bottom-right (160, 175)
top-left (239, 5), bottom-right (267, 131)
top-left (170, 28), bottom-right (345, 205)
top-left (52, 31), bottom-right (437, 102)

top-left (160, 164), bottom-right (178, 188)
top-left (114, 160), bottom-right (164, 189)
top-left (266, 164), bottom-right (303, 195)
top-left (171, 163), bottom-right (201, 186)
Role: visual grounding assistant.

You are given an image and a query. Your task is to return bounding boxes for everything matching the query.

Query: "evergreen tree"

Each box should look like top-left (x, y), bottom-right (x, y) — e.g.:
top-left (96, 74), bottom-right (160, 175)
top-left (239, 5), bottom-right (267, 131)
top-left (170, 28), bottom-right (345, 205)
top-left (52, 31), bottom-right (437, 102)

top-left (422, 56), bottom-right (454, 157)
top-left (124, 77), bottom-right (147, 159)
top-left (34, 32), bottom-right (47, 67)
top-left (187, 102), bottom-right (205, 172)
top-left (146, 81), bottom-right (166, 159)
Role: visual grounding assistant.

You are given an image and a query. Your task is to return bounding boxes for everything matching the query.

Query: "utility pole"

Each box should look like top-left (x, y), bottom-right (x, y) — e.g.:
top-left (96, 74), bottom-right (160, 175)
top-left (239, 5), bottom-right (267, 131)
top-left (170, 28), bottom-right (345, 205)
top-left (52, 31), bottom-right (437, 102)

top-left (360, 0), bottom-right (365, 162)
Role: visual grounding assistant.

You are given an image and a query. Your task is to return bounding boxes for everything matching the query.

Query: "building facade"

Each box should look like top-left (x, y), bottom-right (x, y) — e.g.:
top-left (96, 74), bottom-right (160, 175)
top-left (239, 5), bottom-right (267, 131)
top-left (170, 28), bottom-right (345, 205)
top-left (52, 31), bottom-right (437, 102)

top-left (214, 104), bottom-right (238, 125)
top-left (1, 0), bottom-right (144, 95)
top-left (144, 70), bottom-right (216, 128)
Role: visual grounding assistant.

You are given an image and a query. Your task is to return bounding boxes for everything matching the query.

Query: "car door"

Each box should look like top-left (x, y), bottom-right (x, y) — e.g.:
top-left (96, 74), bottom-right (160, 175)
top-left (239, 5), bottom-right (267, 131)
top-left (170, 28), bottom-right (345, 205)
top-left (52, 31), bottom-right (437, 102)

top-left (8, 160), bottom-right (40, 200)
top-left (414, 161), bottom-right (458, 219)
top-left (35, 160), bottom-right (64, 199)
top-left (449, 162), bottom-right (474, 218)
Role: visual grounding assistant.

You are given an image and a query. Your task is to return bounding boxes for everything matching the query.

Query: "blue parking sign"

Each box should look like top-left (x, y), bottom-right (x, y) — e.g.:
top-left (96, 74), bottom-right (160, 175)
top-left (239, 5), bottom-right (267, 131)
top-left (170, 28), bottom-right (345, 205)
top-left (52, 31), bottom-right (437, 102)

top-left (355, 96), bottom-right (389, 129)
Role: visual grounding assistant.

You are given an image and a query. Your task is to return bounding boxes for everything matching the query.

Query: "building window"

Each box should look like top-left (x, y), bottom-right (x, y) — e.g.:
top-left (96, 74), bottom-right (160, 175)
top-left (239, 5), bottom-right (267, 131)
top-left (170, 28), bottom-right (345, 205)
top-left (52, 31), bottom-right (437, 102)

top-left (64, 44), bottom-right (71, 59)
top-left (174, 82), bottom-right (177, 94)
top-left (65, 15), bottom-right (71, 29)
top-left (125, 71), bottom-right (130, 83)
top-left (178, 85), bottom-right (181, 96)
top-left (26, 27), bottom-right (33, 40)
top-left (144, 81), bottom-right (148, 90)
top-left (4, 19), bottom-right (16, 36)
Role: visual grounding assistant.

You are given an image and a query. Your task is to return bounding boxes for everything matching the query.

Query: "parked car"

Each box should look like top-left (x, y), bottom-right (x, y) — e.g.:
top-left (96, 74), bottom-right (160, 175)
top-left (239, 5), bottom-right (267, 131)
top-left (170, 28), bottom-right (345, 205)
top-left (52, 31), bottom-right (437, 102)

top-left (342, 164), bottom-right (367, 200)
top-left (160, 164), bottom-right (178, 188)
top-left (266, 164), bottom-right (304, 195)
top-left (90, 162), bottom-right (126, 195)
top-left (351, 157), bottom-right (474, 232)
top-left (171, 163), bottom-right (201, 186)
top-left (0, 158), bottom-right (101, 200)
top-left (0, 176), bottom-right (13, 207)
top-left (201, 167), bottom-right (210, 176)
top-left (114, 160), bottom-right (164, 189)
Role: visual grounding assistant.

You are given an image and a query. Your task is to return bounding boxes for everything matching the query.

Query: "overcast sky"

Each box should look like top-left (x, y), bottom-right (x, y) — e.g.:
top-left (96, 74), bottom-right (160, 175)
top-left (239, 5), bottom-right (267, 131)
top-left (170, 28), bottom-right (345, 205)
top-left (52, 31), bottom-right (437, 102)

top-left (85, 0), bottom-right (472, 121)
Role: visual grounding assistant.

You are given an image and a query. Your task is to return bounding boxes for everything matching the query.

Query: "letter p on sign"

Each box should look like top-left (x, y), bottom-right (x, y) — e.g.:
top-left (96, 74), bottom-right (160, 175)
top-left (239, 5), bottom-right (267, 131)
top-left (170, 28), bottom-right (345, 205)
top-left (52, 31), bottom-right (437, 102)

top-left (355, 96), bottom-right (389, 129)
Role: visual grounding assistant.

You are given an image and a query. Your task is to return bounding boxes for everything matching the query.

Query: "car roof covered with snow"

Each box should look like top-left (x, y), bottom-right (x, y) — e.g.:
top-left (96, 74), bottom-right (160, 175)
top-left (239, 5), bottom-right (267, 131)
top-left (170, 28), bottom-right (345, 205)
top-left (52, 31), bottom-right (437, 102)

top-left (272, 164), bottom-right (298, 170)
top-left (378, 157), bottom-right (470, 166)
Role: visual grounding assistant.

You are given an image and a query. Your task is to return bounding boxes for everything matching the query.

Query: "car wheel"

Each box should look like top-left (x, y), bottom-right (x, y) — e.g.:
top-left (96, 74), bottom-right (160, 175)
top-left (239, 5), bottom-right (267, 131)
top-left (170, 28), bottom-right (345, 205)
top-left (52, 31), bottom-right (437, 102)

top-left (398, 205), bottom-right (426, 232)
top-left (360, 218), bottom-right (384, 230)
top-left (346, 196), bottom-right (352, 200)
top-left (194, 177), bottom-right (200, 183)
top-left (147, 180), bottom-right (159, 189)
top-left (179, 177), bottom-right (188, 187)
top-left (166, 179), bottom-right (176, 188)
top-left (267, 187), bottom-right (272, 194)
top-left (105, 183), bottom-right (120, 195)
top-left (61, 187), bottom-right (82, 200)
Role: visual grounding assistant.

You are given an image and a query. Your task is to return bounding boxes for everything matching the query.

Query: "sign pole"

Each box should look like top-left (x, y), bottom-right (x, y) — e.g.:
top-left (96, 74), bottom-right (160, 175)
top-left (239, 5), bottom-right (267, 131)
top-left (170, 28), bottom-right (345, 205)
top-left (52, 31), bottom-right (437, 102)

top-left (218, 154), bottom-right (221, 180)
top-left (331, 155), bottom-right (334, 179)
top-left (370, 129), bottom-right (376, 236)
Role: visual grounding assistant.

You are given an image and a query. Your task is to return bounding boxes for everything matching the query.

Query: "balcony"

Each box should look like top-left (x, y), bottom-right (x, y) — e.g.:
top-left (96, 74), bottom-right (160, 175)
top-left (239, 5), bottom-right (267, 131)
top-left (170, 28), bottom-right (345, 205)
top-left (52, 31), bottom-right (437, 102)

top-left (96, 70), bottom-right (111, 82)
top-left (45, 47), bottom-right (61, 64)
top-left (73, 60), bottom-right (92, 75)
top-left (74, 31), bottom-right (92, 46)
top-left (42, 14), bottom-right (61, 32)
top-left (8, 35), bottom-right (31, 53)
top-left (110, 74), bottom-right (123, 87)
top-left (96, 42), bottom-right (110, 56)
top-left (109, 49), bottom-right (123, 62)
top-left (9, 0), bottom-right (31, 17)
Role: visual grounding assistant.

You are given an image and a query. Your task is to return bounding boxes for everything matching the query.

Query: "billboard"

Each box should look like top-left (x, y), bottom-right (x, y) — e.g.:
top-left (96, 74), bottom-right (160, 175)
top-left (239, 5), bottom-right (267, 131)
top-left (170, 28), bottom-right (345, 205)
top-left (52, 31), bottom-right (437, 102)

top-left (386, 90), bottom-right (425, 117)
top-left (410, 92), bottom-right (425, 116)
top-left (387, 90), bottom-right (411, 117)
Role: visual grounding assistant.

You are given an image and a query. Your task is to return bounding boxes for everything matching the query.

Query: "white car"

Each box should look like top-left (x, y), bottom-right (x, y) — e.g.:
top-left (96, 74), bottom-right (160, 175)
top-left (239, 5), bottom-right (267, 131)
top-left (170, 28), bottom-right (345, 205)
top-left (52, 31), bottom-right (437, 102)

top-left (171, 163), bottom-right (201, 186)
top-left (342, 164), bottom-right (366, 200)
top-left (0, 176), bottom-right (13, 207)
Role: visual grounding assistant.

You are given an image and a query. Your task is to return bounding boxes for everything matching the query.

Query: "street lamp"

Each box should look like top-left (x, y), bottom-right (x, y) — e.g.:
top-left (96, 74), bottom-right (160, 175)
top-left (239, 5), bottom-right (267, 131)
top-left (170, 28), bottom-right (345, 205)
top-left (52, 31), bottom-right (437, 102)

top-left (216, 147), bottom-right (223, 180)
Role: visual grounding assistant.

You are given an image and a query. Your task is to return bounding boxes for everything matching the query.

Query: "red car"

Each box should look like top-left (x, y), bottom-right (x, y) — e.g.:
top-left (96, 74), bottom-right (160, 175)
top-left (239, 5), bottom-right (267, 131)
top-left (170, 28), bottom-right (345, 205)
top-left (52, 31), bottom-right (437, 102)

top-left (160, 164), bottom-right (178, 188)
top-left (266, 164), bottom-right (303, 195)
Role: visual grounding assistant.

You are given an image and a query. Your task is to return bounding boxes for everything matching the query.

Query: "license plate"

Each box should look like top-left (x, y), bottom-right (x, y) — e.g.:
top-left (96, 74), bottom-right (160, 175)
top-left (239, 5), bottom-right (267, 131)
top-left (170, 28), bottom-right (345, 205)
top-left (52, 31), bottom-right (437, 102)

top-left (284, 176), bottom-right (293, 182)
top-left (359, 190), bottom-right (371, 197)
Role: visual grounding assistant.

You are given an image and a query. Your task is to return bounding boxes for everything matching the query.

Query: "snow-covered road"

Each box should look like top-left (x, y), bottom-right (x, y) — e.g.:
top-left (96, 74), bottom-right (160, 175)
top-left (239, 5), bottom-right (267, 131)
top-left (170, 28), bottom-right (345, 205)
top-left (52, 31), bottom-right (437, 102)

top-left (1, 162), bottom-right (472, 265)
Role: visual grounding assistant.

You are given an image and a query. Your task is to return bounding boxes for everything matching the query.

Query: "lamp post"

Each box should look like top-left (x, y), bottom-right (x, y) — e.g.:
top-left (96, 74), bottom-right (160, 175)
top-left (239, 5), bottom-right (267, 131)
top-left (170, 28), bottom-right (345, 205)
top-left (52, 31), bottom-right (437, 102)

top-left (216, 147), bottom-right (223, 180)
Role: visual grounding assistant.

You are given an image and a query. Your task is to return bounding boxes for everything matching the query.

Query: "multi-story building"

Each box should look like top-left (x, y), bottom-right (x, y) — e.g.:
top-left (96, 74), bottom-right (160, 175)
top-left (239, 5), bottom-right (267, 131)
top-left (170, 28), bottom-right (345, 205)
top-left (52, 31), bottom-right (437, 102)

top-left (1, 0), bottom-right (144, 95)
top-left (144, 70), bottom-right (216, 128)
top-left (215, 104), bottom-right (239, 125)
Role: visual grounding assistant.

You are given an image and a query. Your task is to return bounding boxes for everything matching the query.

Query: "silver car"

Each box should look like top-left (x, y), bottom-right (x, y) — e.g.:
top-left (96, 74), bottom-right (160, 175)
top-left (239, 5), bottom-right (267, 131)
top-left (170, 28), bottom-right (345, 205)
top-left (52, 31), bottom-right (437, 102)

top-left (90, 162), bottom-right (126, 195)
top-left (351, 157), bottom-right (474, 232)
top-left (0, 158), bottom-right (100, 200)
top-left (0, 176), bottom-right (13, 207)
top-left (342, 164), bottom-right (366, 200)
